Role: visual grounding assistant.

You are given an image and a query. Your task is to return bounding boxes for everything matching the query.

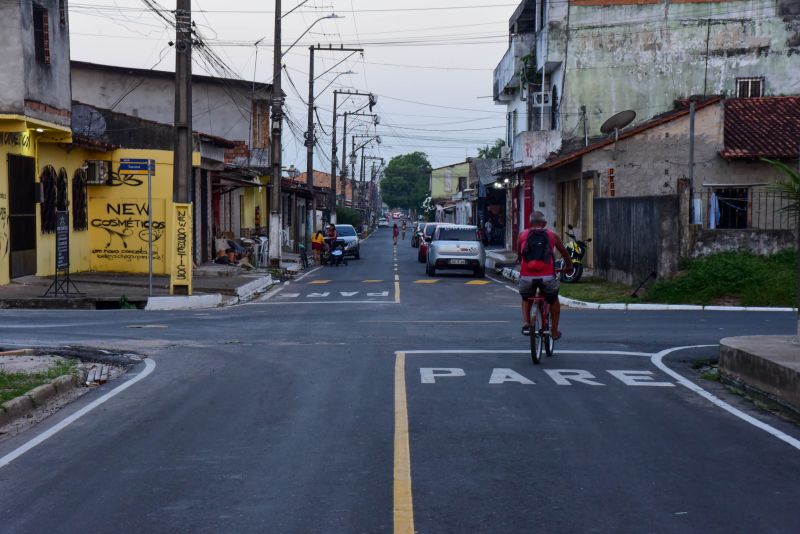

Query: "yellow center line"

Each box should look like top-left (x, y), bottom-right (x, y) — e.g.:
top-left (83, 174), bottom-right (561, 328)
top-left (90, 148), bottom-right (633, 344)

top-left (362, 279), bottom-right (383, 283)
top-left (308, 280), bottom-right (331, 285)
top-left (465, 280), bottom-right (491, 285)
top-left (413, 279), bottom-right (439, 284)
top-left (394, 352), bottom-right (414, 534)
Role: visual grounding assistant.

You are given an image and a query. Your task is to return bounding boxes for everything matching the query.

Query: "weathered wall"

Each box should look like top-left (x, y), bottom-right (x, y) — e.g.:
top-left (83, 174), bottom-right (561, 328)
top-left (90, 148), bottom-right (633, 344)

top-left (551, 2), bottom-right (800, 140)
top-left (581, 101), bottom-right (791, 198)
top-left (0, 3), bottom-right (25, 114)
top-left (594, 195), bottom-right (679, 284)
top-left (430, 162), bottom-right (469, 201)
top-left (71, 64), bottom-right (269, 144)
top-left (514, 129), bottom-right (563, 168)
top-left (687, 227), bottom-right (796, 257)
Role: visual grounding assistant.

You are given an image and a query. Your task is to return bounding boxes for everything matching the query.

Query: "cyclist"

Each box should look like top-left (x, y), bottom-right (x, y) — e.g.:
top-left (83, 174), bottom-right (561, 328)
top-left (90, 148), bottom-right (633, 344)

top-left (401, 219), bottom-right (407, 240)
top-left (518, 211), bottom-right (573, 340)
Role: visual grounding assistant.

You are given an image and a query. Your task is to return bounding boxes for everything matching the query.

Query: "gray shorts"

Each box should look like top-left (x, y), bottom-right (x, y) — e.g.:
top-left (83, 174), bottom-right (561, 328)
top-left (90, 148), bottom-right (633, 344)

top-left (519, 276), bottom-right (559, 303)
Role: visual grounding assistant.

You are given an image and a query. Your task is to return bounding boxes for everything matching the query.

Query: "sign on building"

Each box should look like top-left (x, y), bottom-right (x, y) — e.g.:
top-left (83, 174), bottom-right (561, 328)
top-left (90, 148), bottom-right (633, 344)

top-left (170, 203), bottom-right (193, 295)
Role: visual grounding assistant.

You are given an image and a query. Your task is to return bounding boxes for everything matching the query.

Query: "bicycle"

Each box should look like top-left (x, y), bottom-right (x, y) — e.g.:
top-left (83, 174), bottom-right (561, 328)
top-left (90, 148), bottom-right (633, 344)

top-left (527, 292), bottom-right (555, 364)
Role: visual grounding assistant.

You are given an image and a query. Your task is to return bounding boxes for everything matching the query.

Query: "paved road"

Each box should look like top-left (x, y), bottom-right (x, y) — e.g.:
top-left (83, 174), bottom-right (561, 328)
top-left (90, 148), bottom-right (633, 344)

top-left (0, 228), bottom-right (798, 533)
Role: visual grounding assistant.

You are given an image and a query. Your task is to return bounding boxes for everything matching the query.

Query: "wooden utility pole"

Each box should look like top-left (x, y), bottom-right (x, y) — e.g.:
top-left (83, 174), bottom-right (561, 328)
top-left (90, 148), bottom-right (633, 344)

top-left (269, 0), bottom-right (283, 266)
top-left (173, 0), bottom-right (192, 204)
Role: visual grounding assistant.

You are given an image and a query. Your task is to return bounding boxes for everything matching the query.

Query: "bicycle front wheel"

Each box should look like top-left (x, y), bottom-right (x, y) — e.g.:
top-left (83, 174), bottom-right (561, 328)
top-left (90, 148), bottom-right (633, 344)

top-left (530, 304), bottom-right (543, 365)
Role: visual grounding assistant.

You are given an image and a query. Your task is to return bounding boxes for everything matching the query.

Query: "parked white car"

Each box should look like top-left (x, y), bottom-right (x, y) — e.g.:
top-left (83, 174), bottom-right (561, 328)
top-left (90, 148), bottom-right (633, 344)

top-left (426, 225), bottom-right (485, 278)
top-left (378, 218), bottom-right (389, 228)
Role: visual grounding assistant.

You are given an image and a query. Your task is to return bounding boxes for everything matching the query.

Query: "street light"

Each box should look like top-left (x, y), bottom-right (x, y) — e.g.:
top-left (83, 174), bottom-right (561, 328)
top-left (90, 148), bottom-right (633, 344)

top-left (282, 14), bottom-right (343, 58)
top-left (315, 70), bottom-right (355, 99)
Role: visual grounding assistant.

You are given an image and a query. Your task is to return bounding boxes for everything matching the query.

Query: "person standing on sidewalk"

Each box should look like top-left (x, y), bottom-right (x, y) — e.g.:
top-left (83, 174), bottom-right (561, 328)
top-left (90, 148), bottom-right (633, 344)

top-left (392, 223), bottom-right (399, 246)
top-left (484, 219), bottom-right (493, 246)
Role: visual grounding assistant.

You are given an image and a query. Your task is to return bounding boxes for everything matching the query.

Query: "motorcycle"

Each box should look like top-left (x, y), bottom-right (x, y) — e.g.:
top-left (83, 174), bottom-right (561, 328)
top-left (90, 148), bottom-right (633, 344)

top-left (558, 225), bottom-right (591, 283)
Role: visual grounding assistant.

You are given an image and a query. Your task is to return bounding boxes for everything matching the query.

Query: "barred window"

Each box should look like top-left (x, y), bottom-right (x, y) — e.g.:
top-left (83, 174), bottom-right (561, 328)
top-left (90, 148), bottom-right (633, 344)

top-left (33, 4), bottom-right (50, 65)
top-left (72, 169), bottom-right (88, 231)
top-left (736, 77), bottom-right (763, 98)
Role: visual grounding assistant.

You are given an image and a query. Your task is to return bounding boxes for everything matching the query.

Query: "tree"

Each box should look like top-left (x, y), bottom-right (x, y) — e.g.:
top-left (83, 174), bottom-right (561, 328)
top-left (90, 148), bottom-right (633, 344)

top-left (477, 138), bottom-right (506, 159)
top-left (763, 158), bottom-right (799, 338)
top-left (379, 152), bottom-right (432, 210)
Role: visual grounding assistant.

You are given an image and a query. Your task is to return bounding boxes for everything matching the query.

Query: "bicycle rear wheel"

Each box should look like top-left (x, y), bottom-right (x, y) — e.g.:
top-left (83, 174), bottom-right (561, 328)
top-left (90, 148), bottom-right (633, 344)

top-left (530, 304), bottom-right (543, 365)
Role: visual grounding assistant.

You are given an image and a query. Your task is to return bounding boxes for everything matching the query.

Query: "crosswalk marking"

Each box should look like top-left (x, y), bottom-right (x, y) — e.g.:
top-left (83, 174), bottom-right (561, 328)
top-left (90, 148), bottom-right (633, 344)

top-left (280, 293), bottom-right (301, 298)
top-left (414, 279), bottom-right (439, 284)
top-left (308, 280), bottom-right (331, 285)
top-left (340, 291), bottom-right (359, 297)
top-left (308, 292), bottom-right (330, 297)
top-left (465, 280), bottom-right (491, 285)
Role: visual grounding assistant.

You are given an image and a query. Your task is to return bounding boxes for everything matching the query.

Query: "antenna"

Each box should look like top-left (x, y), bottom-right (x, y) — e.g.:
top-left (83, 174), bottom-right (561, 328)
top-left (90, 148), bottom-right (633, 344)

top-left (600, 110), bottom-right (636, 160)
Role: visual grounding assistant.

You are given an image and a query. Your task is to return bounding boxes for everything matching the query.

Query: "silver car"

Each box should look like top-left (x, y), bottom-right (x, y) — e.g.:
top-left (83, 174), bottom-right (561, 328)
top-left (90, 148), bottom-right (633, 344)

top-left (426, 225), bottom-right (486, 278)
top-left (335, 224), bottom-right (360, 259)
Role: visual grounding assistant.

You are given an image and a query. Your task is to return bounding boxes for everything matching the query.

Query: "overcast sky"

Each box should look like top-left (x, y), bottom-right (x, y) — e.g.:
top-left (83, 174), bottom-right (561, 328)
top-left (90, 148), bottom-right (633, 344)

top-left (68, 1), bottom-right (514, 170)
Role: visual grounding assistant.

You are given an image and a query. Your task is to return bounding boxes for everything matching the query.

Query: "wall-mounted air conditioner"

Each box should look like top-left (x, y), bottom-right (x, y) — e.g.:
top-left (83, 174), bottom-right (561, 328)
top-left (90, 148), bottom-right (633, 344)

top-left (533, 92), bottom-right (550, 106)
top-left (85, 160), bottom-right (111, 185)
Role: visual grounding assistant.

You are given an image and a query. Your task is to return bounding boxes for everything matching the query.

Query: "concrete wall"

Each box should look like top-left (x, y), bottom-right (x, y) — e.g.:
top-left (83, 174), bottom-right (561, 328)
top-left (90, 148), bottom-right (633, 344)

top-left (581, 101), bottom-right (791, 198)
top-left (0, 1), bottom-right (71, 124)
top-left (430, 162), bottom-right (469, 201)
top-left (687, 227), bottom-right (797, 258)
top-left (554, 1), bottom-right (800, 140)
top-left (71, 64), bottom-right (269, 146)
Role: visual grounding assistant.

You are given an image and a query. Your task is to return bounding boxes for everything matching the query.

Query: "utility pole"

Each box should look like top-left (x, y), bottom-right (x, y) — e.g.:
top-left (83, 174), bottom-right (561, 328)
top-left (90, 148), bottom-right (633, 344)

top-left (330, 89), bottom-right (375, 212)
top-left (306, 45), bottom-right (315, 235)
top-left (308, 45), bottom-right (363, 228)
top-left (269, 0), bottom-right (283, 266)
top-left (173, 0), bottom-right (191, 204)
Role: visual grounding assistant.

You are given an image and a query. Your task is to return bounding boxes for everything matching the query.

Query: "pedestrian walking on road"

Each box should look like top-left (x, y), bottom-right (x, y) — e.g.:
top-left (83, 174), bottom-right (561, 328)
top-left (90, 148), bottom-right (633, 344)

top-left (392, 223), bottom-right (399, 246)
top-left (401, 220), bottom-right (407, 240)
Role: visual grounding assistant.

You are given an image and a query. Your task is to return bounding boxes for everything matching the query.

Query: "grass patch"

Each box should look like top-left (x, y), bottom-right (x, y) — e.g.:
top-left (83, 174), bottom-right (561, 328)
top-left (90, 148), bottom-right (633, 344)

top-left (559, 278), bottom-right (639, 304)
top-left (560, 250), bottom-right (796, 307)
top-left (646, 250), bottom-right (796, 307)
top-left (0, 359), bottom-right (79, 404)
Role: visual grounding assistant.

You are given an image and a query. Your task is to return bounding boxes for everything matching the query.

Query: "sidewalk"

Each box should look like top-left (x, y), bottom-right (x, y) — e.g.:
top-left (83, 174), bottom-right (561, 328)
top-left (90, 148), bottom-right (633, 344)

top-left (0, 263), bottom-right (277, 311)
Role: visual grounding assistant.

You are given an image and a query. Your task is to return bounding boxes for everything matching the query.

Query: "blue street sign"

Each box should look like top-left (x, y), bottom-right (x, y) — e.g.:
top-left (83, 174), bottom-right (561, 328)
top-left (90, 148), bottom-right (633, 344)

top-left (120, 158), bottom-right (155, 174)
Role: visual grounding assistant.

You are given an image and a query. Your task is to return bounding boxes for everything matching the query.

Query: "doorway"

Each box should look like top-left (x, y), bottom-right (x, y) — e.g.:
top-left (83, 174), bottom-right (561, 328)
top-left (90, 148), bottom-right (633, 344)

top-left (8, 155), bottom-right (37, 278)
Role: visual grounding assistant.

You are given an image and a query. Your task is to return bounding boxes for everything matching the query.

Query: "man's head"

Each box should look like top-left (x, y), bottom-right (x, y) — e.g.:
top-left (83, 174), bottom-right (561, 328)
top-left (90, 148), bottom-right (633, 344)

top-left (530, 211), bottom-right (547, 228)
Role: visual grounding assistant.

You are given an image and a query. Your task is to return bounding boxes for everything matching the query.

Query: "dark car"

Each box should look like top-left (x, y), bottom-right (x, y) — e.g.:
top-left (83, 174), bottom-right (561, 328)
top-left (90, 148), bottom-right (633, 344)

top-left (417, 222), bottom-right (452, 263)
top-left (334, 224), bottom-right (360, 259)
top-left (411, 221), bottom-right (425, 248)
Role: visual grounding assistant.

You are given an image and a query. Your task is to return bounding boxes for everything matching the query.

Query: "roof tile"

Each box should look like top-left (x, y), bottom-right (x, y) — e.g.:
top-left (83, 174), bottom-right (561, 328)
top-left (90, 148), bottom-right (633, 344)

top-left (721, 97), bottom-right (800, 159)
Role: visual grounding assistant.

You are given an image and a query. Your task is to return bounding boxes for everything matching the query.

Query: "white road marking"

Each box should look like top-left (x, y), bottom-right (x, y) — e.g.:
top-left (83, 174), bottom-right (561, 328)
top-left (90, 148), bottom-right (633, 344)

top-left (651, 345), bottom-right (800, 452)
top-left (399, 349), bottom-right (652, 357)
top-left (279, 293), bottom-right (301, 298)
top-left (489, 368), bottom-right (534, 385)
top-left (544, 369), bottom-right (605, 386)
top-left (293, 266), bottom-right (322, 282)
top-left (307, 292), bottom-right (331, 298)
top-left (259, 286), bottom-right (285, 301)
top-left (340, 291), bottom-right (359, 297)
top-left (0, 358), bottom-right (157, 469)
top-left (394, 275), bottom-right (399, 281)
top-left (420, 368), bottom-right (465, 384)
top-left (607, 370), bottom-right (674, 387)
top-left (368, 291), bottom-right (390, 297)
top-left (261, 301), bottom-right (397, 305)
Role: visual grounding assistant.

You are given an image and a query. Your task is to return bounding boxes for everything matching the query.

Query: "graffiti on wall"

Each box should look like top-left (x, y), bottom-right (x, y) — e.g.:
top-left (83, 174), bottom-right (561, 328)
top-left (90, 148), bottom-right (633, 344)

top-left (89, 200), bottom-right (166, 267)
top-left (0, 207), bottom-right (7, 261)
top-left (1, 133), bottom-right (31, 149)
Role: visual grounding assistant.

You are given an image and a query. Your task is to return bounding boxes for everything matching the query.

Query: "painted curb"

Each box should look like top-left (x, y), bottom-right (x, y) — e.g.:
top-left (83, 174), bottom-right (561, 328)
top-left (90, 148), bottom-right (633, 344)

top-left (235, 274), bottom-right (275, 298)
top-left (145, 294), bottom-right (222, 311)
top-left (500, 268), bottom-right (797, 313)
top-left (0, 373), bottom-right (81, 428)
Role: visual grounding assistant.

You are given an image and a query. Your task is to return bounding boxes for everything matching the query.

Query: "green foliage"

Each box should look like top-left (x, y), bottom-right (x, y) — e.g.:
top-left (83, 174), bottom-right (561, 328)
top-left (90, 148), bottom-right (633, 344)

top-left (336, 206), bottom-right (361, 226)
top-left (646, 250), bottom-right (796, 307)
top-left (119, 295), bottom-right (136, 309)
top-left (762, 158), bottom-right (800, 220)
top-left (380, 152), bottom-right (432, 209)
top-left (477, 139), bottom-right (506, 159)
top-left (0, 358), bottom-right (78, 403)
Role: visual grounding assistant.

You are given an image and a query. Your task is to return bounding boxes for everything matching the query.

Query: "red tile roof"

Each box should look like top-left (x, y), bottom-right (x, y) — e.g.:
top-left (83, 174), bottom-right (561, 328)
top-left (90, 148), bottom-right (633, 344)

top-left (721, 97), bottom-right (800, 159)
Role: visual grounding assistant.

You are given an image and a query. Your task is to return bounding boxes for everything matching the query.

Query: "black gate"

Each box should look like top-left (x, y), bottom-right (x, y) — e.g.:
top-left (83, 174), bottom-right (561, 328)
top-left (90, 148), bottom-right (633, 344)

top-left (8, 155), bottom-right (37, 278)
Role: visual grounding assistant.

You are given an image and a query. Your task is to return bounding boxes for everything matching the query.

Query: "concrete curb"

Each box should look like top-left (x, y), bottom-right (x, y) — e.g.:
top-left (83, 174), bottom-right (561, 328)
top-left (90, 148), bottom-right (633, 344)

top-left (498, 267), bottom-right (797, 313)
top-left (145, 293), bottom-right (223, 311)
top-left (223, 274), bottom-right (278, 306)
top-left (0, 373), bottom-right (82, 429)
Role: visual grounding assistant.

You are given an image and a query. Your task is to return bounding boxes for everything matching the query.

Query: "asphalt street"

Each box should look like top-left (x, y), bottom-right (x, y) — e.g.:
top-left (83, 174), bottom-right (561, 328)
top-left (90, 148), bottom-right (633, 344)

top-left (0, 227), bottom-right (798, 533)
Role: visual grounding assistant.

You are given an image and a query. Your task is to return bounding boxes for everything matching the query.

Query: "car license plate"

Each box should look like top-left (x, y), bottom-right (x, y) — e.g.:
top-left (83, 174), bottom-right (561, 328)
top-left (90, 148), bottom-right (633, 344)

top-left (450, 259), bottom-right (466, 265)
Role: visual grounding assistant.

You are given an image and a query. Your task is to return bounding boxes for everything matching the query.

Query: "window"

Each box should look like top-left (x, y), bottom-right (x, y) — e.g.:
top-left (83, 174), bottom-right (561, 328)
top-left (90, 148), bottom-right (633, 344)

top-left (736, 77), bottom-right (763, 98)
top-left (33, 4), bottom-right (50, 65)
top-left (710, 187), bottom-right (748, 229)
top-left (458, 176), bottom-right (467, 191)
top-left (538, 0), bottom-right (546, 31)
top-left (72, 169), bottom-right (88, 231)
top-left (436, 228), bottom-right (479, 242)
top-left (551, 85), bottom-right (559, 130)
top-left (59, 0), bottom-right (66, 26)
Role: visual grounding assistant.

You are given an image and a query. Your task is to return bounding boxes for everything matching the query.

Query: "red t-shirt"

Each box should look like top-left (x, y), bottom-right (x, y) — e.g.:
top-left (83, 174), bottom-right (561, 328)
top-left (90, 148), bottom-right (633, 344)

top-left (517, 228), bottom-right (556, 277)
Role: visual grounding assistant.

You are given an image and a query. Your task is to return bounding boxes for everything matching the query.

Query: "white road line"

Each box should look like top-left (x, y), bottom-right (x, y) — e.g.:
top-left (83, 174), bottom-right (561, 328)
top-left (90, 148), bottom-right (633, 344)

top-left (261, 300), bottom-right (398, 305)
top-left (0, 358), bottom-right (157, 469)
top-left (651, 345), bottom-right (800, 452)
top-left (293, 266), bottom-right (322, 282)
top-left (394, 275), bottom-right (399, 281)
top-left (258, 285), bottom-right (285, 301)
top-left (399, 349), bottom-right (651, 356)
top-left (488, 275), bottom-right (518, 292)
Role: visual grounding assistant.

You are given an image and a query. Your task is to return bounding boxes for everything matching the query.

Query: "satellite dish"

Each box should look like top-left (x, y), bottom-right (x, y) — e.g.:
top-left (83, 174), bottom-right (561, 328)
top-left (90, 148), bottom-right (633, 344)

top-left (600, 110), bottom-right (636, 135)
top-left (71, 104), bottom-right (107, 138)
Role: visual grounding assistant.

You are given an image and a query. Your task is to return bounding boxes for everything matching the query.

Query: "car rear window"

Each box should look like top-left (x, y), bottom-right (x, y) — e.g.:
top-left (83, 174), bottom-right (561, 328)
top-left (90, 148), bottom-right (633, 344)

top-left (336, 225), bottom-right (357, 236)
top-left (423, 224), bottom-right (439, 237)
top-left (437, 228), bottom-right (478, 241)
